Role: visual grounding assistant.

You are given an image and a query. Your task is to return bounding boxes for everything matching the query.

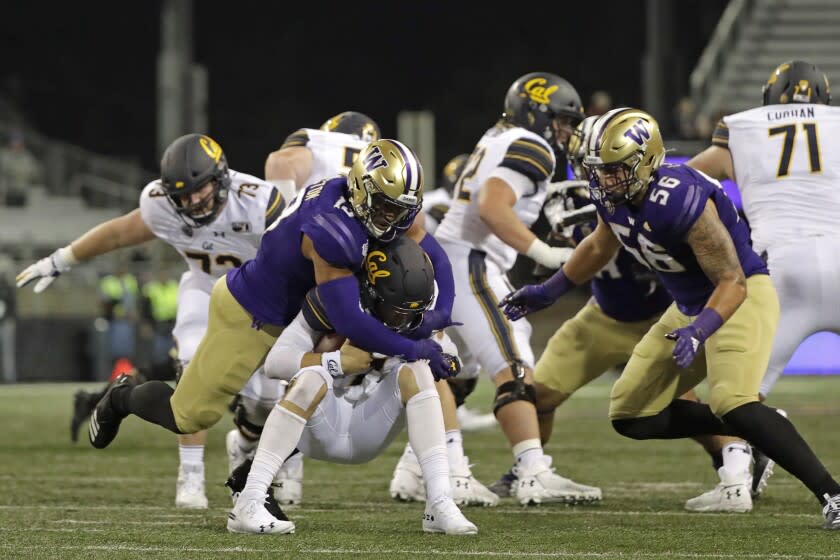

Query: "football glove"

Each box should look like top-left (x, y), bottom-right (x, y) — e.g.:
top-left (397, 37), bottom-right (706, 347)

top-left (16, 246), bottom-right (77, 293)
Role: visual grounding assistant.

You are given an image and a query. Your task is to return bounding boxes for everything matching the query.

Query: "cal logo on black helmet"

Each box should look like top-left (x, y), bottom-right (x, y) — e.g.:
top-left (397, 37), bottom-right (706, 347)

top-left (762, 60), bottom-right (831, 106)
top-left (503, 72), bottom-right (584, 146)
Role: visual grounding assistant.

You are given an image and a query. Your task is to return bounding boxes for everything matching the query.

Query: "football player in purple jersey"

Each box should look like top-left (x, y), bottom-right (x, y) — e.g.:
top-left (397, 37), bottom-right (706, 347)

top-left (500, 108), bottom-right (840, 530)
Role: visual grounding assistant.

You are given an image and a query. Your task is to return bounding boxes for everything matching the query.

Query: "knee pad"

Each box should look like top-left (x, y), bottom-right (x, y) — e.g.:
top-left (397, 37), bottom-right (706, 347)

top-left (233, 401), bottom-right (263, 441)
top-left (284, 368), bottom-right (328, 417)
top-left (447, 378), bottom-right (478, 408)
top-left (493, 362), bottom-right (536, 416)
top-left (611, 416), bottom-right (661, 440)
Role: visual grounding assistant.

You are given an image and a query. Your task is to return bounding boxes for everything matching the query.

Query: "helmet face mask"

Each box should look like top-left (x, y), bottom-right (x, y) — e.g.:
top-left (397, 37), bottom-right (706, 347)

top-left (160, 134), bottom-right (231, 227)
top-left (584, 108), bottom-right (665, 213)
top-left (348, 140), bottom-right (424, 241)
top-left (503, 72), bottom-right (584, 149)
top-left (320, 111), bottom-right (381, 142)
top-left (567, 116), bottom-right (598, 180)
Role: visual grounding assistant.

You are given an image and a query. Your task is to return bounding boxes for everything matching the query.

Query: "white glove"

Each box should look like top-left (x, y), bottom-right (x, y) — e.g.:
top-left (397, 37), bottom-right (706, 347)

top-left (526, 239), bottom-right (574, 270)
top-left (16, 246), bottom-right (78, 293)
top-left (545, 179), bottom-right (590, 199)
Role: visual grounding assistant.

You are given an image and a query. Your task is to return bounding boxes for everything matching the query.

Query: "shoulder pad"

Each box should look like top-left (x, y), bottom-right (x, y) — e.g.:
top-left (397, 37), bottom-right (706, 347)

top-left (300, 191), bottom-right (367, 269)
top-left (500, 135), bottom-right (555, 184)
top-left (280, 128), bottom-right (311, 149)
top-left (711, 119), bottom-right (729, 149)
top-left (646, 166), bottom-right (711, 237)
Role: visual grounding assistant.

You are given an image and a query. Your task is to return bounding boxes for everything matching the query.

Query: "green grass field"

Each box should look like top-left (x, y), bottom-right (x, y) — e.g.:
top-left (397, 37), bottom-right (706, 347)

top-left (0, 376), bottom-right (838, 559)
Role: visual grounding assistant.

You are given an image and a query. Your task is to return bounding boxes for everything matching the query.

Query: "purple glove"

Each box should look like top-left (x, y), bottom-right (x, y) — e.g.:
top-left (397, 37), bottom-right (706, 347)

top-left (665, 308), bottom-right (724, 368)
top-left (406, 309), bottom-right (462, 340)
top-left (498, 269), bottom-right (574, 321)
top-left (411, 338), bottom-right (458, 380)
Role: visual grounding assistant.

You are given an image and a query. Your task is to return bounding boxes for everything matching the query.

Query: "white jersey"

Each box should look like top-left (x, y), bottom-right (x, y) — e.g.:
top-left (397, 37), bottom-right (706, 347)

top-left (422, 187), bottom-right (453, 235)
top-left (139, 169), bottom-right (281, 284)
top-left (434, 123), bottom-right (556, 270)
top-left (718, 103), bottom-right (840, 254)
top-left (279, 128), bottom-right (370, 187)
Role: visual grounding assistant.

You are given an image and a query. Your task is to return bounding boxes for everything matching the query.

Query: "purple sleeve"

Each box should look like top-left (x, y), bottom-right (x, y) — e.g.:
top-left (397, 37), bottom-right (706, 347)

top-left (317, 275), bottom-right (419, 360)
top-left (419, 233), bottom-right (454, 318)
top-left (301, 211), bottom-right (366, 269)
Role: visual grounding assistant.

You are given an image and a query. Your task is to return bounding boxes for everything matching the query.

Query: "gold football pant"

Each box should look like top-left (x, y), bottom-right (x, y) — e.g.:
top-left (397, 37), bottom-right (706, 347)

top-left (170, 276), bottom-right (283, 433)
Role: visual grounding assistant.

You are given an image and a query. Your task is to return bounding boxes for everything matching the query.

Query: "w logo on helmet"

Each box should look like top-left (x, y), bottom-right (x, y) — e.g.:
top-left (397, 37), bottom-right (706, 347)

top-left (524, 77), bottom-right (558, 104)
top-left (624, 119), bottom-right (651, 146)
top-left (363, 145), bottom-right (389, 172)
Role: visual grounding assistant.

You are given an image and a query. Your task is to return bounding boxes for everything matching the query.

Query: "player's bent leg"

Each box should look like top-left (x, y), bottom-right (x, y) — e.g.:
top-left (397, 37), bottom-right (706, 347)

top-left (397, 363), bottom-right (477, 534)
top-left (176, 431), bottom-right (209, 509)
top-left (228, 367), bottom-right (326, 535)
top-left (534, 382), bottom-right (569, 446)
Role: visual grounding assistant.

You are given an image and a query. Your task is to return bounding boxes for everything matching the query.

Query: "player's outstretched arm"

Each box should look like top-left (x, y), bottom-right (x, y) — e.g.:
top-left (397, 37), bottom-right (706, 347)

top-left (264, 144), bottom-right (313, 200)
top-left (16, 208), bottom-right (155, 292)
top-left (407, 221), bottom-right (455, 335)
top-left (687, 146), bottom-right (734, 182)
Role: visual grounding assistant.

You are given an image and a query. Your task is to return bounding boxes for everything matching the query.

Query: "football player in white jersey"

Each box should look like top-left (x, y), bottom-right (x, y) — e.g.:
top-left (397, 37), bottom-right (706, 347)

top-left (264, 111), bottom-right (381, 199)
top-left (687, 61), bottom-right (840, 512)
top-left (433, 72), bottom-right (601, 505)
top-left (227, 237), bottom-right (476, 535)
top-left (17, 134), bottom-right (285, 509)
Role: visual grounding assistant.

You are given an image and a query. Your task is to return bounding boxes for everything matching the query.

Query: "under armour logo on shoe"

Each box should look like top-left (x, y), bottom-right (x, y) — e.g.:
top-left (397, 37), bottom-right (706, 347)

top-left (726, 488), bottom-right (742, 500)
top-left (259, 522), bottom-right (275, 533)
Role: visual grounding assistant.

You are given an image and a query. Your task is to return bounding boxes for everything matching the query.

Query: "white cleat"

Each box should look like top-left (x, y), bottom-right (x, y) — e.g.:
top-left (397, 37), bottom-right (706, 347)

top-left (685, 467), bottom-right (752, 513)
top-left (456, 406), bottom-right (497, 432)
top-left (450, 457), bottom-right (499, 507)
top-left (422, 496), bottom-right (478, 535)
top-left (175, 464), bottom-right (208, 509)
top-left (389, 446), bottom-right (426, 502)
top-left (272, 453), bottom-right (303, 506)
top-left (513, 456), bottom-right (602, 506)
top-left (227, 496), bottom-right (295, 535)
top-left (226, 429), bottom-right (256, 476)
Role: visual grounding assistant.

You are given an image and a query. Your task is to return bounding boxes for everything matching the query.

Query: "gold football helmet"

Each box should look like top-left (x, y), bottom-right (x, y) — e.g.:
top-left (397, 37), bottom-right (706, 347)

top-left (583, 108), bottom-right (665, 212)
top-left (347, 139), bottom-right (424, 240)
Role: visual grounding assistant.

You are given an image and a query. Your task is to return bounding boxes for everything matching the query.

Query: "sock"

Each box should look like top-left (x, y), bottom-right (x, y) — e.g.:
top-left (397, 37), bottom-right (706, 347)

top-left (513, 438), bottom-right (544, 469)
top-left (711, 449), bottom-right (724, 471)
top-left (445, 429), bottom-right (465, 467)
top-left (240, 405), bottom-right (306, 503)
top-left (720, 442), bottom-right (751, 476)
top-left (114, 381), bottom-right (181, 433)
top-left (179, 445), bottom-right (204, 468)
top-left (723, 402), bottom-right (840, 503)
top-left (406, 389), bottom-right (450, 503)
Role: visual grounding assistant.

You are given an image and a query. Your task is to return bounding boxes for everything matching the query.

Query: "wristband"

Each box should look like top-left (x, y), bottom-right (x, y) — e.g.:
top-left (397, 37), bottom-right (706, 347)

top-left (321, 350), bottom-right (342, 377)
top-left (692, 308), bottom-right (724, 342)
top-left (525, 239), bottom-right (554, 267)
top-left (59, 245), bottom-right (79, 266)
top-left (269, 179), bottom-right (297, 203)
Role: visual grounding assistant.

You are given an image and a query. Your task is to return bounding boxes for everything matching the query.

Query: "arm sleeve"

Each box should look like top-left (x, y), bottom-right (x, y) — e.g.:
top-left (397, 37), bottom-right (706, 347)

top-left (317, 275), bottom-right (419, 360)
top-left (419, 233), bottom-right (454, 318)
top-left (263, 313), bottom-right (320, 380)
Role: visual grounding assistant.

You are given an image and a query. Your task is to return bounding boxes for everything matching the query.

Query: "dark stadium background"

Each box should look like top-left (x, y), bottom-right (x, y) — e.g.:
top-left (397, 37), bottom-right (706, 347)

top-left (1, 1), bottom-right (727, 175)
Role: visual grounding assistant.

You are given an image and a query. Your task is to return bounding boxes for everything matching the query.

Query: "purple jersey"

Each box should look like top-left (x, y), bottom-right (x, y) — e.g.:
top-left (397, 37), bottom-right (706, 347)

top-left (570, 197), bottom-right (672, 322)
top-left (593, 164), bottom-right (767, 316)
top-left (227, 177), bottom-right (369, 326)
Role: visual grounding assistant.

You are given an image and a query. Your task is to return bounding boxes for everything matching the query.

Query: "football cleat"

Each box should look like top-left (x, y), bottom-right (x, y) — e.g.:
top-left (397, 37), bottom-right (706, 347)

top-left (389, 446), bottom-right (426, 502)
top-left (456, 406), bottom-right (497, 432)
top-left (175, 464), bottom-right (208, 509)
top-left (823, 493), bottom-right (840, 530)
top-left (513, 456), bottom-right (602, 505)
top-left (685, 468), bottom-right (752, 513)
top-left (225, 459), bottom-right (291, 524)
top-left (88, 374), bottom-right (134, 449)
top-left (751, 408), bottom-right (787, 499)
top-left (422, 496), bottom-right (477, 535)
top-left (70, 390), bottom-right (97, 443)
top-left (450, 457), bottom-right (499, 507)
top-left (225, 429), bottom-right (256, 476)
top-left (487, 467), bottom-right (517, 498)
top-left (227, 495), bottom-right (295, 535)
top-left (271, 452), bottom-right (303, 506)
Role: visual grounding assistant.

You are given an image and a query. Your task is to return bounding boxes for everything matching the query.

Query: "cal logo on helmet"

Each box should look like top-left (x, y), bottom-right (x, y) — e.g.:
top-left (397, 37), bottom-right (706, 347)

top-left (524, 77), bottom-right (558, 105)
top-left (199, 136), bottom-right (223, 163)
top-left (366, 250), bottom-right (391, 285)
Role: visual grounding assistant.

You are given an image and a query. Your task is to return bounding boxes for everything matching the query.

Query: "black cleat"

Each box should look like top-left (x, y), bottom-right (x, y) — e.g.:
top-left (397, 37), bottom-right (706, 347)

top-left (823, 493), bottom-right (840, 530)
top-left (70, 390), bottom-right (97, 443)
top-left (487, 466), bottom-right (517, 498)
top-left (225, 459), bottom-right (290, 522)
top-left (750, 445), bottom-right (775, 499)
top-left (88, 374), bottom-right (133, 449)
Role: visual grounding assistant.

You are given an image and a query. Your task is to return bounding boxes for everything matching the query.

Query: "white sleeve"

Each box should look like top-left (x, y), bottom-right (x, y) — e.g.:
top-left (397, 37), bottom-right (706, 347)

top-left (488, 166), bottom-right (542, 201)
top-left (263, 312), bottom-right (320, 380)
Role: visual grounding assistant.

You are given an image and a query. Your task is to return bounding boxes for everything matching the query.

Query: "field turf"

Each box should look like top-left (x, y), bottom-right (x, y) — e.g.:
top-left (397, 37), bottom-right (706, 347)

top-left (0, 376), bottom-right (838, 559)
